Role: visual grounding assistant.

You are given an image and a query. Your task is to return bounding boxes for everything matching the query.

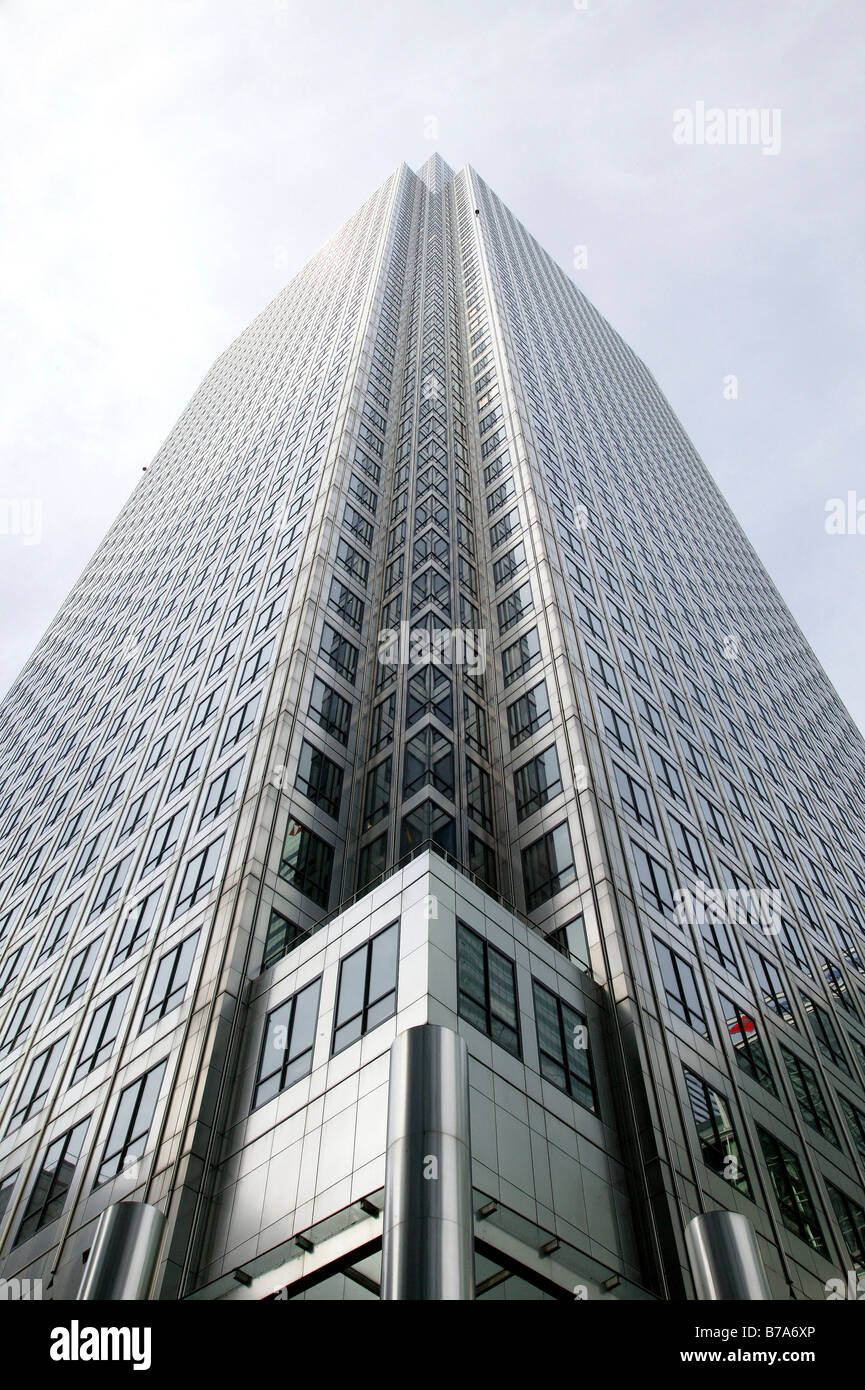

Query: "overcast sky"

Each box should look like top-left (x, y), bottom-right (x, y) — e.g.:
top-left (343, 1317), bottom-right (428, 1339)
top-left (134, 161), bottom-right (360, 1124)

top-left (2, 0), bottom-right (863, 730)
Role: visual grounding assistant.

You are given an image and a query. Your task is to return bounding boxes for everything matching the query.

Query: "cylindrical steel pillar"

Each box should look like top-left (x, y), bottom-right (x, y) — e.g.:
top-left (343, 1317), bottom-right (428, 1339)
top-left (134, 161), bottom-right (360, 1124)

top-left (381, 1023), bottom-right (474, 1300)
top-left (685, 1210), bottom-right (771, 1300)
top-left (77, 1201), bottom-right (166, 1301)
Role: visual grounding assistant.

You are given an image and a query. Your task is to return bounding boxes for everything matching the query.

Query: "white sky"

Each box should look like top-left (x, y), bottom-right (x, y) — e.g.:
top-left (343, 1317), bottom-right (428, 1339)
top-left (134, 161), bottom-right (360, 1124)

top-left (1, 0), bottom-right (863, 729)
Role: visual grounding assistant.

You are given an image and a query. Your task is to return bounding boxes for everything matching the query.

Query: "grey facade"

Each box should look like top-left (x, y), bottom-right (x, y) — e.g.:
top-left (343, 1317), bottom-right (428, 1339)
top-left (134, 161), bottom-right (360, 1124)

top-left (0, 154), bottom-right (864, 1300)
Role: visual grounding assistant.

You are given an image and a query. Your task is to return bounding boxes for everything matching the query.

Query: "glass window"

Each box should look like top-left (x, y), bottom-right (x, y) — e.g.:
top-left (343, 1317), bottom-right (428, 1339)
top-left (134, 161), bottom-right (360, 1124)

top-left (278, 820), bottom-right (334, 908)
top-left (254, 976), bottom-right (322, 1108)
top-left (399, 801), bottom-right (456, 857)
top-left (780, 1045), bottom-right (838, 1145)
top-left (0, 983), bottom-right (47, 1058)
top-left (801, 993), bottom-right (851, 1075)
top-left (173, 837), bottom-right (224, 918)
top-left (697, 909), bottom-right (739, 977)
top-left (296, 741), bottom-right (343, 820)
top-left (719, 995), bottom-right (775, 1094)
top-left (328, 578), bottom-right (364, 631)
top-left (532, 980), bottom-right (596, 1110)
top-left (199, 759), bottom-right (243, 827)
top-left (522, 822), bottom-right (576, 909)
top-left (828, 1184), bottom-right (865, 1271)
top-left (141, 807), bottom-right (186, 876)
top-left (683, 1068), bottom-right (751, 1196)
top-left (515, 746), bottom-right (562, 821)
top-left (840, 1095), bottom-right (865, 1164)
top-left (262, 907), bottom-right (307, 971)
top-left (631, 842), bottom-right (677, 919)
top-left (748, 948), bottom-right (795, 1026)
top-left (403, 727), bottom-right (454, 799)
top-left (545, 913), bottom-right (589, 971)
top-left (141, 933), bottom-right (199, 1031)
top-left (362, 758), bottom-right (391, 830)
top-left (7, 1036), bottom-right (67, 1131)
top-left (457, 921), bottom-right (520, 1057)
top-left (15, 1117), bottom-right (90, 1244)
top-left (507, 680), bottom-right (551, 748)
top-left (221, 693), bottom-right (260, 752)
top-left (309, 677), bottom-right (351, 745)
top-left (613, 763), bottom-right (655, 830)
top-left (95, 1060), bottom-right (167, 1187)
top-left (0, 1171), bottom-right (17, 1227)
top-left (654, 939), bottom-right (709, 1036)
top-left (73, 985), bottom-right (132, 1083)
top-left (89, 852), bottom-right (134, 920)
top-left (319, 622), bottom-right (358, 685)
top-left (110, 888), bottom-right (161, 969)
top-left (36, 895), bottom-right (83, 964)
top-left (332, 922), bottom-right (398, 1054)
top-left (466, 757), bottom-right (493, 831)
top-left (357, 833), bottom-right (388, 891)
top-left (497, 581), bottom-right (533, 633)
top-left (56, 935), bottom-right (103, 1011)
top-left (166, 743), bottom-right (205, 799)
top-left (502, 628), bottom-right (541, 686)
top-left (757, 1126), bottom-right (827, 1255)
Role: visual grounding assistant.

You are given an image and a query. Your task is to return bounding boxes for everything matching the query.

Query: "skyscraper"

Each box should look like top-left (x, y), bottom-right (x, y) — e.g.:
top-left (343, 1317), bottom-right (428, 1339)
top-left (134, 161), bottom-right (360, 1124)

top-left (1, 154), bottom-right (864, 1302)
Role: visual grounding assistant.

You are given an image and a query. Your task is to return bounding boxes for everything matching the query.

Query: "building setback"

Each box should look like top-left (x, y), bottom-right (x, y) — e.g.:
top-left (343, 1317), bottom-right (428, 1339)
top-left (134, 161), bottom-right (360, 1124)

top-left (0, 154), bottom-right (864, 1301)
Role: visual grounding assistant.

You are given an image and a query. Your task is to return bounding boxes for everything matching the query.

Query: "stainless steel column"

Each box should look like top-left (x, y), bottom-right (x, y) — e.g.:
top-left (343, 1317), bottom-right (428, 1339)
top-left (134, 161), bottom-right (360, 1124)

top-left (77, 1201), bottom-right (166, 1300)
top-left (685, 1210), bottom-right (771, 1300)
top-left (381, 1023), bottom-right (474, 1299)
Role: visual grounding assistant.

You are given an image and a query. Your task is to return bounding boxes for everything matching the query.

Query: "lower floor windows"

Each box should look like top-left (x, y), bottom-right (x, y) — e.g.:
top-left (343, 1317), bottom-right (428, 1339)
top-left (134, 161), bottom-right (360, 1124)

top-left (828, 1184), bottom-right (865, 1271)
top-left (15, 1117), bottom-right (90, 1245)
top-left (457, 920), bottom-right (520, 1058)
top-left (332, 922), bottom-right (398, 1054)
top-left (757, 1126), bottom-right (828, 1256)
top-left (532, 980), bottom-right (596, 1112)
top-left (96, 1060), bottom-right (167, 1188)
top-left (683, 1068), bottom-right (751, 1197)
top-left (254, 976), bottom-right (322, 1108)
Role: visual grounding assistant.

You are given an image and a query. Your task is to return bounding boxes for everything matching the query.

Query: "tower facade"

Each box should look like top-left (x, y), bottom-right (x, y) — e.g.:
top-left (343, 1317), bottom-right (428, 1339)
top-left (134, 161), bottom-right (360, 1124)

top-left (1, 154), bottom-right (864, 1301)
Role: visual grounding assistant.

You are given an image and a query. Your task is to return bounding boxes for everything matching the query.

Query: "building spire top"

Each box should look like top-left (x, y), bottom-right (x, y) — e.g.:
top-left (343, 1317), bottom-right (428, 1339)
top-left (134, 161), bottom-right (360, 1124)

top-left (415, 152), bottom-right (455, 194)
